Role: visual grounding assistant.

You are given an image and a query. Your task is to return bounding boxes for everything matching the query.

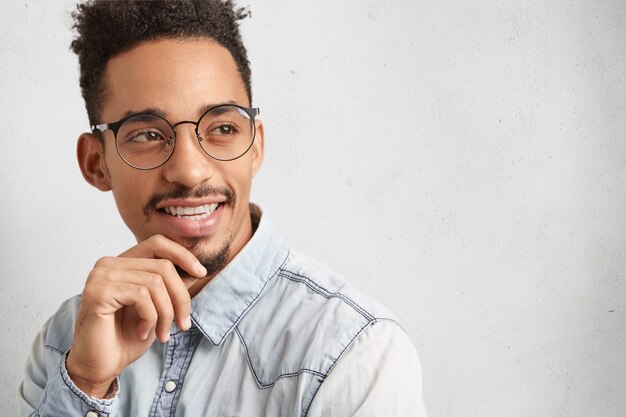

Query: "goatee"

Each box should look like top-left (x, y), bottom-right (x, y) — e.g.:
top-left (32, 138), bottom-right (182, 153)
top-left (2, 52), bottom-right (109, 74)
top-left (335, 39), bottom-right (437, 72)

top-left (175, 237), bottom-right (231, 279)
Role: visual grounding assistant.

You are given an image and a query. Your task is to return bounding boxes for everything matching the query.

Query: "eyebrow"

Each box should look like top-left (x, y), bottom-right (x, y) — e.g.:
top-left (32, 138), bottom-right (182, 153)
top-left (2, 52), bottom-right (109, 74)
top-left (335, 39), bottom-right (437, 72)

top-left (198, 100), bottom-right (239, 116)
top-left (119, 100), bottom-right (241, 121)
top-left (121, 107), bottom-right (166, 119)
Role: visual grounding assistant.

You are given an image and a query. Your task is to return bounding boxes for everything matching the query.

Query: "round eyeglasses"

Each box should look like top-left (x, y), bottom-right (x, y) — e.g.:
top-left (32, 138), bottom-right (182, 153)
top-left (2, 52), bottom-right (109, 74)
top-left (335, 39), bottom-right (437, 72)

top-left (91, 104), bottom-right (260, 170)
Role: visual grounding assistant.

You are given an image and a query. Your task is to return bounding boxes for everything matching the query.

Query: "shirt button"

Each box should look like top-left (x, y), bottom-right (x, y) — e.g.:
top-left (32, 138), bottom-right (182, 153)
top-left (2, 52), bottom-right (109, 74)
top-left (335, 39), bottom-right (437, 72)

top-left (86, 411), bottom-right (99, 417)
top-left (164, 380), bottom-right (177, 393)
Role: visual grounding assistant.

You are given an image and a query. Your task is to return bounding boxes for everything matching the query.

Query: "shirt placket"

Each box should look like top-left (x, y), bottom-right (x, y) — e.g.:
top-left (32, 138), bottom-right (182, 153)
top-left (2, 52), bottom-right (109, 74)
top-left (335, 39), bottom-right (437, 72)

top-left (150, 328), bottom-right (201, 417)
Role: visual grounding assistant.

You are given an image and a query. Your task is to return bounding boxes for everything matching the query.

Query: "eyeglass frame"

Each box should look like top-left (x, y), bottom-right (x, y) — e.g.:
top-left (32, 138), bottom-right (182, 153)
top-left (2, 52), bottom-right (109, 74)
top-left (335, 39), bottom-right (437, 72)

top-left (91, 103), bottom-right (260, 170)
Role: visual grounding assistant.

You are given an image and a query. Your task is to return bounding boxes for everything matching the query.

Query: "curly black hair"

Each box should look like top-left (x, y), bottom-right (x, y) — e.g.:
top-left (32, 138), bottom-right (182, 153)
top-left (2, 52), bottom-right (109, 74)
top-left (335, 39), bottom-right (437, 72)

top-left (70, 0), bottom-right (252, 125)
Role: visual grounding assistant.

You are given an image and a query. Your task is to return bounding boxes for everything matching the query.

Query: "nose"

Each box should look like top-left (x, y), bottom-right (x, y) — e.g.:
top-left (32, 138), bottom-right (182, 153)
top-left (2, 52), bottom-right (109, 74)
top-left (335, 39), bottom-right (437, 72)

top-left (161, 123), bottom-right (216, 188)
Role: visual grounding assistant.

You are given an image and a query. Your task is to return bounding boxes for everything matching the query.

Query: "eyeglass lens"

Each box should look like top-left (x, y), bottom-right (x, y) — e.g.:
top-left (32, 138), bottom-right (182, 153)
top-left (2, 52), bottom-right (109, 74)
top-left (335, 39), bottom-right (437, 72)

top-left (115, 105), bottom-right (255, 169)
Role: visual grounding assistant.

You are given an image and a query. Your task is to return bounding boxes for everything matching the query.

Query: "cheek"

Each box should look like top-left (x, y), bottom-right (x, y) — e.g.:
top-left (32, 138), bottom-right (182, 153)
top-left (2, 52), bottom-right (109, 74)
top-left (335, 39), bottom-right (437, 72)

top-left (227, 161), bottom-right (255, 194)
top-left (111, 185), bottom-right (143, 223)
top-left (109, 180), bottom-right (155, 242)
top-left (108, 170), bottom-right (153, 224)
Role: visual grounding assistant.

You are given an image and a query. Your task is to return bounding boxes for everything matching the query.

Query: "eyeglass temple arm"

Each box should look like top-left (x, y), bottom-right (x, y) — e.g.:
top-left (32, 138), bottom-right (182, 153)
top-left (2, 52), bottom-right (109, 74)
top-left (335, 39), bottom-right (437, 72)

top-left (91, 123), bottom-right (108, 133)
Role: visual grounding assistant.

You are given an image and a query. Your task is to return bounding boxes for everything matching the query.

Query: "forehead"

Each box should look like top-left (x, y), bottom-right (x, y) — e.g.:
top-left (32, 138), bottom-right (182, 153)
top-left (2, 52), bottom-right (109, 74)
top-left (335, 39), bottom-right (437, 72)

top-left (100, 38), bottom-right (248, 121)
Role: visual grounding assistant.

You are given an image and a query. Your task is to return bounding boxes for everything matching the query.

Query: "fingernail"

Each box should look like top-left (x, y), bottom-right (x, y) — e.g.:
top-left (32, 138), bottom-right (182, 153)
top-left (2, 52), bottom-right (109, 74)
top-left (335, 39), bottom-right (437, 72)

top-left (184, 315), bottom-right (192, 330)
top-left (195, 261), bottom-right (207, 276)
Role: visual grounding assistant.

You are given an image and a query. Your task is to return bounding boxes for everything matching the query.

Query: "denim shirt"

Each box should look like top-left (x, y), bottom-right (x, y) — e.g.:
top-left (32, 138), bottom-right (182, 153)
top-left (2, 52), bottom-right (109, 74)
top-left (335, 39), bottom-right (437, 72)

top-left (18, 208), bottom-right (427, 417)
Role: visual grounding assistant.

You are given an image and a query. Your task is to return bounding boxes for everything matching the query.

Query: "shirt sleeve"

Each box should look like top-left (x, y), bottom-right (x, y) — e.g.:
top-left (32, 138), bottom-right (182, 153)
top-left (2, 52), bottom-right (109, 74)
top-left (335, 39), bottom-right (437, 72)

top-left (306, 320), bottom-right (428, 417)
top-left (17, 315), bottom-right (120, 417)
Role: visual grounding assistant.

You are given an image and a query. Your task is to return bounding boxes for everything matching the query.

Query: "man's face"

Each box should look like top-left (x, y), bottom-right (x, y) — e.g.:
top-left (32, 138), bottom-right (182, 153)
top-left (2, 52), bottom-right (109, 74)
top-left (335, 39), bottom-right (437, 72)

top-left (84, 39), bottom-right (263, 292)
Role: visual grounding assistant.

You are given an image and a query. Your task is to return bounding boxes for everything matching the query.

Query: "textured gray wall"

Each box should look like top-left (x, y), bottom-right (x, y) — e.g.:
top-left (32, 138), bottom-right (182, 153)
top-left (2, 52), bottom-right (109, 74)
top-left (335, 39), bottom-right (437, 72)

top-left (1, 1), bottom-right (625, 416)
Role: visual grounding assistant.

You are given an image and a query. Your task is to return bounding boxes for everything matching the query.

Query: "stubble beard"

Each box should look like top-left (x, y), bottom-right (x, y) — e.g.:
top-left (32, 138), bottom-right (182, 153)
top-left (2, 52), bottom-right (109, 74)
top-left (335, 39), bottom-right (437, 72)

top-left (186, 234), bottom-right (231, 278)
top-left (173, 234), bottom-right (231, 279)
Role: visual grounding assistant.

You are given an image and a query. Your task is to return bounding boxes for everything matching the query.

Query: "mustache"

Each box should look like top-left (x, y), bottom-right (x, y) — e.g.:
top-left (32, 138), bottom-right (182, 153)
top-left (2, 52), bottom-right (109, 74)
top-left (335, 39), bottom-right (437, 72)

top-left (143, 184), bottom-right (235, 217)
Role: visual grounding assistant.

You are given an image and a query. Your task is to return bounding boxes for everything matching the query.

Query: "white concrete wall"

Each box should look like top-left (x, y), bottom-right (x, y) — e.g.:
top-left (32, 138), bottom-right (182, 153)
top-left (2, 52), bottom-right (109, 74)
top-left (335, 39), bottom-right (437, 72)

top-left (1, 1), bottom-right (625, 416)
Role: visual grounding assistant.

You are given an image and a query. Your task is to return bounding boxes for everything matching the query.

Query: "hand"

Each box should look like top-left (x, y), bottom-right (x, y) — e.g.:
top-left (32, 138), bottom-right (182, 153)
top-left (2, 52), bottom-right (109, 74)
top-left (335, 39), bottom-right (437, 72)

top-left (65, 235), bottom-right (207, 398)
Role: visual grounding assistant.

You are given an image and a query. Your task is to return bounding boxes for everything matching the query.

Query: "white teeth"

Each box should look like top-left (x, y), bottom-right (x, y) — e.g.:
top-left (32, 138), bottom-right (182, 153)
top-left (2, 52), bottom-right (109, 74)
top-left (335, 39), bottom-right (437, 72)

top-left (162, 203), bottom-right (219, 219)
top-left (189, 214), bottom-right (209, 220)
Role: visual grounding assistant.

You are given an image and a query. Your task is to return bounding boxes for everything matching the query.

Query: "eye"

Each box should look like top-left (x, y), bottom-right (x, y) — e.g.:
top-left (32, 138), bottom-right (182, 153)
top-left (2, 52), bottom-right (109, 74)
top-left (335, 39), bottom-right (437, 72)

top-left (210, 124), bottom-right (239, 135)
top-left (128, 130), bottom-right (165, 143)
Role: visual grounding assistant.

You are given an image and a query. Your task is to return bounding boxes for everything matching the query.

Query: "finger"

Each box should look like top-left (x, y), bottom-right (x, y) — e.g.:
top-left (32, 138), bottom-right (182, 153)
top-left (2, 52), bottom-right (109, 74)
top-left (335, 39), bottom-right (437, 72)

top-left (94, 259), bottom-right (192, 332)
top-left (102, 281), bottom-right (158, 341)
top-left (119, 234), bottom-right (208, 278)
top-left (106, 268), bottom-right (177, 341)
top-left (135, 261), bottom-right (191, 334)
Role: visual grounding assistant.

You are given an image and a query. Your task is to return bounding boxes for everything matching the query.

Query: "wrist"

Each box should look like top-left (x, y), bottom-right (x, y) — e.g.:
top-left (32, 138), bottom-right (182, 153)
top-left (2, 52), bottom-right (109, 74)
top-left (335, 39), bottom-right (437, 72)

top-left (65, 351), bottom-right (117, 399)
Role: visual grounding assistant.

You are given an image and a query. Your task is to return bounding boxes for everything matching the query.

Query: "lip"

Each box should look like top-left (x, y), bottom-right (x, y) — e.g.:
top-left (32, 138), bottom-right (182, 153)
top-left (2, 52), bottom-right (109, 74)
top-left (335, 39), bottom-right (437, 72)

top-left (154, 201), bottom-right (225, 238)
top-left (155, 196), bottom-right (227, 210)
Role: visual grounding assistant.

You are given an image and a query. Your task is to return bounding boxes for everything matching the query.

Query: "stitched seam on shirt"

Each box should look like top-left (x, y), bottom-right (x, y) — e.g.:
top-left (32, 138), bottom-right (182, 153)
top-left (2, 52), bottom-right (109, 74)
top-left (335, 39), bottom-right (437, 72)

top-left (170, 327), bottom-right (200, 336)
top-left (372, 317), bottom-right (406, 333)
top-left (43, 345), bottom-right (64, 355)
top-left (58, 356), bottom-right (111, 416)
top-left (278, 270), bottom-right (374, 321)
top-left (303, 319), bottom-right (374, 417)
top-left (168, 333), bottom-right (194, 417)
top-left (235, 327), bottom-right (325, 389)
top-left (195, 251), bottom-right (290, 346)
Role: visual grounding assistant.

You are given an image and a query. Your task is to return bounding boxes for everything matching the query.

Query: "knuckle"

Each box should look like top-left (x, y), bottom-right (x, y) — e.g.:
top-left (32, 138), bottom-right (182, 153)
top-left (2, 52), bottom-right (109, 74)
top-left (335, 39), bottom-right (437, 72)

top-left (94, 256), bottom-right (114, 268)
top-left (136, 285), bottom-right (151, 298)
top-left (150, 234), bottom-right (167, 246)
top-left (156, 258), bottom-right (174, 271)
top-left (145, 272), bottom-right (165, 288)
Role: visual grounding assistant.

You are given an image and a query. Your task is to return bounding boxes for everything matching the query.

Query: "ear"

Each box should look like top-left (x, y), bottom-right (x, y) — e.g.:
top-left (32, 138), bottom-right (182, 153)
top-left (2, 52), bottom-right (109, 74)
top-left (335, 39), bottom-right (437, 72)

top-left (77, 133), bottom-right (112, 191)
top-left (251, 119), bottom-right (265, 177)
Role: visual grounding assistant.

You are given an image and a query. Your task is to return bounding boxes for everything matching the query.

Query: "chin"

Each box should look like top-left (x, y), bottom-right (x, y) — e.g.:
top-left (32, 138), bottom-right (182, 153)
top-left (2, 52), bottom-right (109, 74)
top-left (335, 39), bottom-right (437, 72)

top-left (185, 235), bottom-right (232, 278)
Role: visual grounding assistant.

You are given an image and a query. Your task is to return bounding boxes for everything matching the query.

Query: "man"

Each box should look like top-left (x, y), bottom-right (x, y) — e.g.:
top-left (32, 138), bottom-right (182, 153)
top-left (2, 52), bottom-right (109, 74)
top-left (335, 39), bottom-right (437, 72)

top-left (18, 1), bottom-right (426, 416)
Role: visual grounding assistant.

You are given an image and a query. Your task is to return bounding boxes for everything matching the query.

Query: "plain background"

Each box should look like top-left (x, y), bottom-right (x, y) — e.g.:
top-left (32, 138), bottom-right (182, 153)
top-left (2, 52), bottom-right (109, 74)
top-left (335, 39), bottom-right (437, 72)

top-left (1, 0), bottom-right (625, 416)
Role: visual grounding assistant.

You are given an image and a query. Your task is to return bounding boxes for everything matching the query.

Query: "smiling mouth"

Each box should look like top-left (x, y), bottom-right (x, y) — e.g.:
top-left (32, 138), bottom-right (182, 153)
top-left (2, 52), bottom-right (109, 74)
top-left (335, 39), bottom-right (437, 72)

top-left (159, 203), bottom-right (221, 220)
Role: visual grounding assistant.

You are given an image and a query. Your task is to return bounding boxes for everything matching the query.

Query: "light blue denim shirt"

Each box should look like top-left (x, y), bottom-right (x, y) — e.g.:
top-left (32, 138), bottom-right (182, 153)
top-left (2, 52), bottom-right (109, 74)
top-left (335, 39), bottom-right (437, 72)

top-left (19, 208), bottom-right (427, 416)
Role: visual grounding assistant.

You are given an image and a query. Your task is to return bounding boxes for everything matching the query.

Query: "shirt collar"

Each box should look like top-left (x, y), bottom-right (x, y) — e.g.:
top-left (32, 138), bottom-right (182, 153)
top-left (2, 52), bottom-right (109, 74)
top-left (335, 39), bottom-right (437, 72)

top-left (189, 204), bottom-right (289, 345)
